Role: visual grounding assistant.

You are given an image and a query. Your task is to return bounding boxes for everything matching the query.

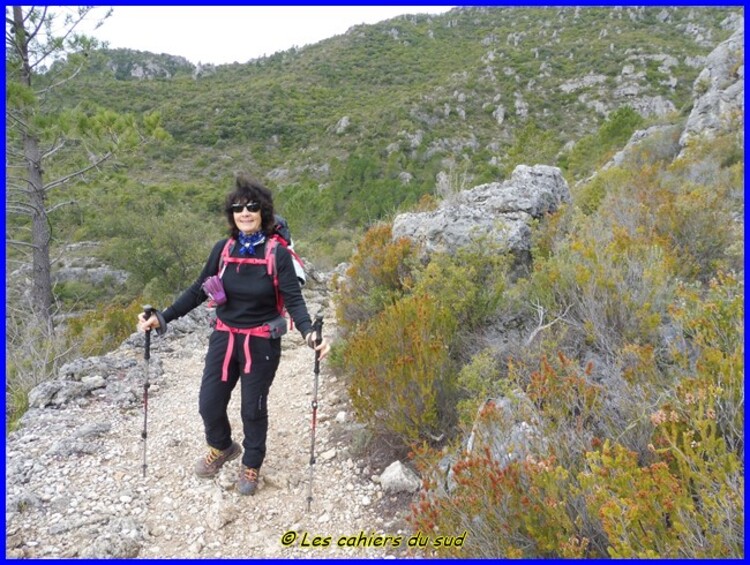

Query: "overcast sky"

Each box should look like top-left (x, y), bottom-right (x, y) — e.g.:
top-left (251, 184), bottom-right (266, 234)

top-left (79, 5), bottom-right (456, 66)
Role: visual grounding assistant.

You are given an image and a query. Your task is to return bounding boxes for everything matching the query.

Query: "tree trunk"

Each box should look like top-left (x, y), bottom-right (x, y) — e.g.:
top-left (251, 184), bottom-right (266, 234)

top-left (14, 6), bottom-right (54, 332)
top-left (26, 136), bottom-right (54, 331)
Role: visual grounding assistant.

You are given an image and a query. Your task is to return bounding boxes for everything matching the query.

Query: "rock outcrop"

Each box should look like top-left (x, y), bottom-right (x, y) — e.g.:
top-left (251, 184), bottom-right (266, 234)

top-left (680, 23), bottom-right (744, 148)
top-left (581, 16), bottom-right (743, 185)
top-left (392, 165), bottom-right (570, 257)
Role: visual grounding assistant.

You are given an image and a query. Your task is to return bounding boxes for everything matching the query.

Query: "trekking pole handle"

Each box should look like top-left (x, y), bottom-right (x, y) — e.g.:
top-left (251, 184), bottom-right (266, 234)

top-left (143, 305), bottom-right (154, 361)
top-left (313, 313), bottom-right (323, 344)
top-left (312, 313), bottom-right (324, 369)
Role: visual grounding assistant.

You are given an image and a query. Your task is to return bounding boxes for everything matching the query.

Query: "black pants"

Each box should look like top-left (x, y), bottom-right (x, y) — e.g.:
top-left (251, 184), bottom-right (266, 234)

top-left (199, 330), bottom-right (281, 470)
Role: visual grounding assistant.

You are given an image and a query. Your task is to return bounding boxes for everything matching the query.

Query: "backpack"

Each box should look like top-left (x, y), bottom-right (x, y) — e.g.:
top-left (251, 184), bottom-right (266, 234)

top-left (271, 215), bottom-right (306, 287)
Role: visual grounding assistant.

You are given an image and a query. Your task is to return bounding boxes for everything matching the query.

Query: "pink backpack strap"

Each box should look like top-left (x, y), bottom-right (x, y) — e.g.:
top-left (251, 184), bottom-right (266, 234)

top-left (266, 238), bottom-right (292, 329)
top-left (221, 237), bottom-right (271, 273)
top-left (218, 238), bottom-right (235, 277)
top-left (271, 233), bottom-right (305, 268)
top-left (265, 238), bottom-right (284, 315)
top-left (265, 237), bottom-right (277, 277)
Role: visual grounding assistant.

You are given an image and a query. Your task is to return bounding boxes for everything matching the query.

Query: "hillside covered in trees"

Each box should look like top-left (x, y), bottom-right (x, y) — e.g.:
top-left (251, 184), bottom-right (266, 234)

top-left (34, 7), bottom-right (740, 261)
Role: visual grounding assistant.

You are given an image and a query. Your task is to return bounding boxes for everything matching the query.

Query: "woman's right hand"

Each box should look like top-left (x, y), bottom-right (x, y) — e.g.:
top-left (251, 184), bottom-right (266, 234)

top-left (137, 312), bottom-right (161, 333)
top-left (305, 332), bottom-right (331, 360)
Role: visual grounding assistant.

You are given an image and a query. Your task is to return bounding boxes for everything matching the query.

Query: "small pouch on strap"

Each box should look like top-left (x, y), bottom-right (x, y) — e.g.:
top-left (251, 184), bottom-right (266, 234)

top-left (266, 315), bottom-right (288, 339)
top-left (201, 275), bottom-right (227, 306)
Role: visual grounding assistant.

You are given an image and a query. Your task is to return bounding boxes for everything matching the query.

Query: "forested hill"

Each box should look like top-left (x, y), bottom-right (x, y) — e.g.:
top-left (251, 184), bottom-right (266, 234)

top-left (47, 6), bottom-right (739, 262)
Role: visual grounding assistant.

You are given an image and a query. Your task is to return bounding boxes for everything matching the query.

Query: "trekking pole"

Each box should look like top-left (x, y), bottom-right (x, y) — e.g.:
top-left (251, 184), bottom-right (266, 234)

top-left (306, 312), bottom-right (324, 512)
top-left (141, 305), bottom-right (154, 478)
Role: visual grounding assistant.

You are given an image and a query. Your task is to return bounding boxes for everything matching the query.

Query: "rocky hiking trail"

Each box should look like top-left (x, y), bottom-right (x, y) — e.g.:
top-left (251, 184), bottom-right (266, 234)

top-left (6, 303), bottom-right (422, 558)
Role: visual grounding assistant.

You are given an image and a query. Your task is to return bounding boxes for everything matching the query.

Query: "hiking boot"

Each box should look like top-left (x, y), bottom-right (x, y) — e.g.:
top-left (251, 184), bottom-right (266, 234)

top-left (238, 465), bottom-right (259, 496)
top-left (194, 442), bottom-right (241, 478)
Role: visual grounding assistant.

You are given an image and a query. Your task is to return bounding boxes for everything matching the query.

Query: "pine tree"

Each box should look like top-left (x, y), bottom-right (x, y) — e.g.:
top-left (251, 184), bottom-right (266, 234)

top-left (5, 6), bottom-right (164, 377)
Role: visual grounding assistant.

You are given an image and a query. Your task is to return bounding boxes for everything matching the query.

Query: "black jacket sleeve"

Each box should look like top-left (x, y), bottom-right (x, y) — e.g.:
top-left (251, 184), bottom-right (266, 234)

top-left (275, 244), bottom-right (313, 338)
top-left (161, 239), bottom-right (227, 323)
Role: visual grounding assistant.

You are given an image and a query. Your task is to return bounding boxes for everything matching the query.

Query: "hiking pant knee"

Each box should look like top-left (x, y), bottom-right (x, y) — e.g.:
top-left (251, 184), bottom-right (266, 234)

top-left (199, 330), bottom-right (281, 466)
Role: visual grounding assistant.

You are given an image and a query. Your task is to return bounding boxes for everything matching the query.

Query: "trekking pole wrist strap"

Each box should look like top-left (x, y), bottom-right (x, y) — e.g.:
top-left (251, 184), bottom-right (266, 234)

top-left (152, 309), bottom-right (168, 336)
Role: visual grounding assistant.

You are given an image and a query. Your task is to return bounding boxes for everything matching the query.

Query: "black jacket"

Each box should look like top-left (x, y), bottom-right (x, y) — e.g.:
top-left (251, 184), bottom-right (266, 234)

top-left (162, 238), bottom-right (312, 337)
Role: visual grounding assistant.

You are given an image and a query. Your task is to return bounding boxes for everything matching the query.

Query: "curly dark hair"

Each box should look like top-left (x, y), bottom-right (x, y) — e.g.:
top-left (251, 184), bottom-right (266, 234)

top-left (224, 173), bottom-right (276, 238)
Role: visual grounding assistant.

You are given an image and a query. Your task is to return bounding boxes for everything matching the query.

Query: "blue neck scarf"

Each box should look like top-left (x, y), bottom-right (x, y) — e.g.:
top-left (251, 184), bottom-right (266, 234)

top-left (237, 231), bottom-right (265, 256)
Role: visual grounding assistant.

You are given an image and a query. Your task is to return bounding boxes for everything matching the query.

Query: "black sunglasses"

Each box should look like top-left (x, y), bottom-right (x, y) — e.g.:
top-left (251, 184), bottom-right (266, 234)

top-left (230, 202), bottom-right (261, 213)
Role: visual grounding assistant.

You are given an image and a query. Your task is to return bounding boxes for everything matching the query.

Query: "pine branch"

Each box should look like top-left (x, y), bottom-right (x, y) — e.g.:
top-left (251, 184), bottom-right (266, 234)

top-left (47, 200), bottom-right (78, 214)
top-left (32, 8), bottom-right (91, 72)
top-left (43, 151), bottom-right (112, 192)
top-left (5, 109), bottom-right (31, 131)
top-left (41, 138), bottom-right (67, 161)
top-left (6, 202), bottom-right (36, 215)
top-left (6, 238), bottom-right (40, 250)
top-left (36, 63), bottom-right (85, 97)
top-left (5, 180), bottom-right (32, 194)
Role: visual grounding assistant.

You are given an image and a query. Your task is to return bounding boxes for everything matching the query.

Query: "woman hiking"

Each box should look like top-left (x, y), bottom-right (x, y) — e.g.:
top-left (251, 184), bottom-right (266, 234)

top-left (137, 173), bottom-right (330, 496)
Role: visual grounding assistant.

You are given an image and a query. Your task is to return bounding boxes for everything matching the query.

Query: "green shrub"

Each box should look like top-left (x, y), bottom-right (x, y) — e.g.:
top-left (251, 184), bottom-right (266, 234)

top-left (599, 133), bottom-right (743, 283)
top-left (650, 394), bottom-right (744, 557)
top-left (650, 282), bottom-right (745, 557)
top-left (574, 167), bottom-right (631, 216)
top-left (344, 294), bottom-right (457, 445)
top-left (67, 298), bottom-right (145, 357)
top-left (669, 271), bottom-right (743, 408)
top-left (410, 341), bottom-right (743, 558)
top-left (455, 349), bottom-right (504, 426)
top-left (527, 219), bottom-right (676, 359)
top-left (578, 440), bottom-right (693, 558)
top-left (562, 106), bottom-right (645, 181)
top-left (6, 309), bottom-right (73, 431)
top-left (340, 234), bottom-right (514, 446)
top-left (335, 223), bottom-right (417, 337)
top-left (101, 206), bottom-right (219, 302)
top-left (411, 243), bottom-right (510, 335)
top-left (54, 275), bottom-right (126, 309)
top-left (657, 174), bottom-right (740, 282)
top-left (524, 354), bottom-right (602, 452)
top-left (501, 121), bottom-right (562, 178)
top-left (652, 272), bottom-right (745, 557)
top-left (410, 440), bottom-right (585, 558)
top-left (528, 205), bottom-right (572, 262)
